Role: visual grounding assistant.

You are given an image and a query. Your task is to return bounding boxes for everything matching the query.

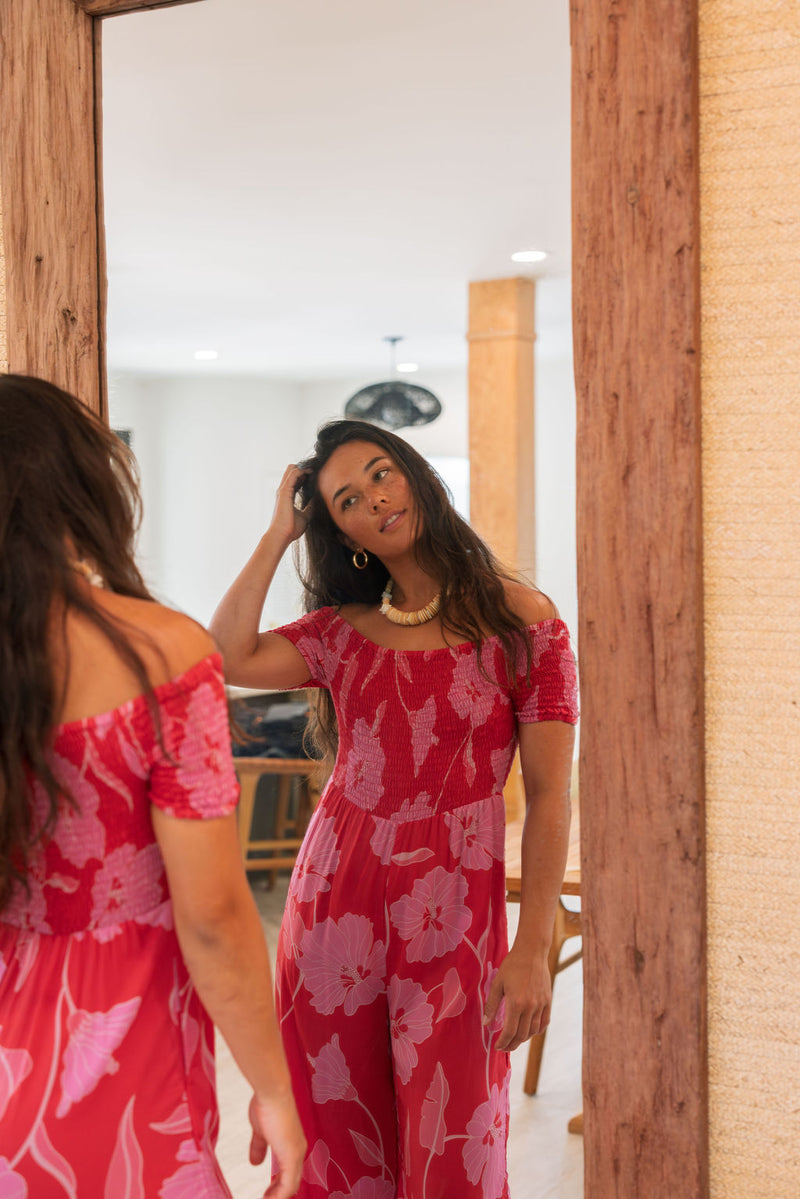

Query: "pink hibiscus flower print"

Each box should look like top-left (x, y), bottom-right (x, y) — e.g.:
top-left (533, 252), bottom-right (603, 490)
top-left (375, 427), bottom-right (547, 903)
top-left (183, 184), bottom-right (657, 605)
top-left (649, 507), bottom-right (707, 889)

top-left (161, 1152), bottom-right (224, 1199)
top-left (299, 914), bottom-right (386, 1015)
top-left (331, 1179), bottom-right (395, 1199)
top-left (89, 843), bottom-right (163, 926)
top-left (309, 1033), bottom-right (357, 1102)
top-left (0, 1159), bottom-right (27, 1199)
top-left (444, 802), bottom-right (504, 871)
top-left (447, 655), bottom-right (497, 727)
top-left (344, 704), bottom-right (387, 810)
top-left (462, 1082), bottom-right (508, 1199)
top-left (169, 681), bottom-right (233, 805)
top-left (44, 754), bottom-right (106, 869)
top-left (389, 866), bottom-right (472, 962)
top-left (57, 996), bottom-right (141, 1117)
top-left (0, 1038), bottom-right (33, 1120)
top-left (291, 813), bottom-right (341, 903)
top-left (388, 976), bottom-right (434, 1085)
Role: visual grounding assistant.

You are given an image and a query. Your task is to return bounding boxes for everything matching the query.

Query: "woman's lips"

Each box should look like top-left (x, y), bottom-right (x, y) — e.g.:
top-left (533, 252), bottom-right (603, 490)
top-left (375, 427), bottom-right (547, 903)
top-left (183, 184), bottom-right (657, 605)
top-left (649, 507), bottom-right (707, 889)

top-left (380, 510), bottom-right (405, 532)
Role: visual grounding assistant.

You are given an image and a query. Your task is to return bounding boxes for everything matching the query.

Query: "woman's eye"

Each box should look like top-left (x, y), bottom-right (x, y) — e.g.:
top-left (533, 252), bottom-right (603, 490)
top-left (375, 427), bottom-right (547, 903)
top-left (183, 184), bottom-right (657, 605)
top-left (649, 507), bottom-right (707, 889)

top-left (374, 468), bottom-right (389, 481)
top-left (342, 496), bottom-right (356, 510)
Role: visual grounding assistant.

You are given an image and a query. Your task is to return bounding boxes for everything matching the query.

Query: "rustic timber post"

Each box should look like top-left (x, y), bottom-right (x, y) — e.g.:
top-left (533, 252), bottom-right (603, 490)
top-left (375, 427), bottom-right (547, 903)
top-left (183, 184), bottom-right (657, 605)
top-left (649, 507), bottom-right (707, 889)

top-left (0, 0), bottom-right (201, 417)
top-left (467, 277), bottom-right (536, 576)
top-left (468, 277), bottom-right (536, 822)
top-left (571, 2), bottom-right (708, 1196)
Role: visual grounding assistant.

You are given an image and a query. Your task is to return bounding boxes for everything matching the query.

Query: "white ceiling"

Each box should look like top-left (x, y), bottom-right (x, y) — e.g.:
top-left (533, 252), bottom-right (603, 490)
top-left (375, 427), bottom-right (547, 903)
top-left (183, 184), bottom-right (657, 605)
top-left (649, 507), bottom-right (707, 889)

top-left (101, 0), bottom-right (571, 380)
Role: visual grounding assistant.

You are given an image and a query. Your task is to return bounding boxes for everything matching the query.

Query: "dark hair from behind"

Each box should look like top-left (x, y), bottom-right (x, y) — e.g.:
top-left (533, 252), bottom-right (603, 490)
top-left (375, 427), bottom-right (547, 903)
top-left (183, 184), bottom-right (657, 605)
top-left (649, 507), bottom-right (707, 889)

top-left (0, 374), bottom-right (158, 910)
top-left (294, 419), bottom-right (536, 759)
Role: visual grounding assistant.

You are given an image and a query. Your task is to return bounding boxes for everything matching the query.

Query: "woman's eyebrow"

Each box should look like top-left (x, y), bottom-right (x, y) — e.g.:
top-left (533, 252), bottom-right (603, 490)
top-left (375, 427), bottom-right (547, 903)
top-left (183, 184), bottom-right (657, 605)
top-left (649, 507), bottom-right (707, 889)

top-left (331, 456), bottom-right (386, 505)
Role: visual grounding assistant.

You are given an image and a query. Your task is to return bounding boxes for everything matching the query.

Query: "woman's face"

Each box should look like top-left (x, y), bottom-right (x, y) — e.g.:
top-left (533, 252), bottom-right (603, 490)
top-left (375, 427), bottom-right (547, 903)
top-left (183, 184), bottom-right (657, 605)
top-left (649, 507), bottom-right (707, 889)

top-left (317, 440), bottom-right (419, 558)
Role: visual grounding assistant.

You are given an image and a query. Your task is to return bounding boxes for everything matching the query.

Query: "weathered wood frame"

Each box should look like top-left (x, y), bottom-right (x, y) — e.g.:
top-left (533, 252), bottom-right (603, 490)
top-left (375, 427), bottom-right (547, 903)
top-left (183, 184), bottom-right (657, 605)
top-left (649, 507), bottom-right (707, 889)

top-left (0, 0), bottom-right (708, 1192)
top-left (572, 1), bottom-right (708, 1194)
top-left (0, 0), bottom-right (199, 418)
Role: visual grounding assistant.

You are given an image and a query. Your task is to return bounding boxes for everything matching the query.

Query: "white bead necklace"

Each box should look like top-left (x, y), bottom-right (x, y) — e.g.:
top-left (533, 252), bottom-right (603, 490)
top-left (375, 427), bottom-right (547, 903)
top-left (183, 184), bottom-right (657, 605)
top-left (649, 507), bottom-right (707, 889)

top-left (380, 578), bottom-right (441, 627)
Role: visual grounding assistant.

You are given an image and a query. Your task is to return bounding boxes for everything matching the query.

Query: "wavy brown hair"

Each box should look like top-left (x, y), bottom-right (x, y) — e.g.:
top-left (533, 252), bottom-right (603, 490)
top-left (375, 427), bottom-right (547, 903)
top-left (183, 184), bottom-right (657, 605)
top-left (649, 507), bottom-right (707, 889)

top-left (294, 419), bottom-right (536, 759)
top-left (0, 375), bottom-right (159, 910)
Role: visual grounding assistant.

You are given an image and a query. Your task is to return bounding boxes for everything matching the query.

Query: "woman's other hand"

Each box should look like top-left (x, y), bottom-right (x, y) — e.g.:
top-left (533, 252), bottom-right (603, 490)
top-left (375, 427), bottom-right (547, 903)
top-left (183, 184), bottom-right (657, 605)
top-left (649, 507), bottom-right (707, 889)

top-left (483, 946), bottom-right (552, 1053)
top-left (270, 465), bottom-right (309, 546)
top-left (249, 1090), bottom-right (306, 1198)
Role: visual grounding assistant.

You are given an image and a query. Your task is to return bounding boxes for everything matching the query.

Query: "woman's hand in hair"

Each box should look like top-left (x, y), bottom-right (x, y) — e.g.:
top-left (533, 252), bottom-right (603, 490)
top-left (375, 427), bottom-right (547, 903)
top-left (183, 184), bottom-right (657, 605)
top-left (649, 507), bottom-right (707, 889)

top-left (269, 465), bottom-right (310, 546)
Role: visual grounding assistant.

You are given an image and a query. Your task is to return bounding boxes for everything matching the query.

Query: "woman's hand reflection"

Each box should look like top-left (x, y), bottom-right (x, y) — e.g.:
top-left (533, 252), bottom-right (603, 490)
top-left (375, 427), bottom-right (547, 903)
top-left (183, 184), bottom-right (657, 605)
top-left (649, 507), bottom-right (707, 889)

top-left (270, 464), bottom-right (310, 546)
top-left (484, 946), bottom-right (553, 1053)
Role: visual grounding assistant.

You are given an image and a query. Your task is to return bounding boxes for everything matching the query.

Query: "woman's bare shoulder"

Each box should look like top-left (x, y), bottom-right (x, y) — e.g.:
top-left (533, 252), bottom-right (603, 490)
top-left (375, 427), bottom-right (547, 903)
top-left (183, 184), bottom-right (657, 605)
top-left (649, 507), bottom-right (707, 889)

top-left (502, 580), bottom-right (559, 625)
top-left (95, 592), bottom-right (216, 683)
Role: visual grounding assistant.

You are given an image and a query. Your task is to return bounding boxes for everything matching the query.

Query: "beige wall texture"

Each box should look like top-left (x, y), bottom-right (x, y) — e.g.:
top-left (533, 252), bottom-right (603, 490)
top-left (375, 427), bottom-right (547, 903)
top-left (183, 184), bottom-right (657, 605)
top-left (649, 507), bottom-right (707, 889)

top-left (700, 3), bottom-right (800, 1194)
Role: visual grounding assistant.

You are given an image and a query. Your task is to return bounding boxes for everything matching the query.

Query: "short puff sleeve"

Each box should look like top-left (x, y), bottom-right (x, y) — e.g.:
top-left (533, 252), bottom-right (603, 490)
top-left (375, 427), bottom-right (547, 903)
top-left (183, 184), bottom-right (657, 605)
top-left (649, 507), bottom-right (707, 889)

top-left (512, 619), bottom-right (579, 725)
top-left (149, 654), bottom-right (240, 819)
top-left (270, 607), bottom-right (339, 689)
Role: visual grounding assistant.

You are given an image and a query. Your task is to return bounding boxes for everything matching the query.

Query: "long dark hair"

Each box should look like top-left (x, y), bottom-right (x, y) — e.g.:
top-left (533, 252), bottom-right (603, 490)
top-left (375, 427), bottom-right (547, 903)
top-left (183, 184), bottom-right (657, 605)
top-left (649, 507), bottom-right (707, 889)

top-left (0, 375), bottom-right (158, 909)
top-left (295, 419), bottom-right (535, 757)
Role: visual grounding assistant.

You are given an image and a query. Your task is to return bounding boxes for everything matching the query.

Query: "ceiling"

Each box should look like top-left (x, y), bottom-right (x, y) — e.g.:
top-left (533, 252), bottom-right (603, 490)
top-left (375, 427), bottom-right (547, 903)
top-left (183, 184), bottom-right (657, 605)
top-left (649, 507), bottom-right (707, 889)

top-left (101, 0), bottom-right (572, 380)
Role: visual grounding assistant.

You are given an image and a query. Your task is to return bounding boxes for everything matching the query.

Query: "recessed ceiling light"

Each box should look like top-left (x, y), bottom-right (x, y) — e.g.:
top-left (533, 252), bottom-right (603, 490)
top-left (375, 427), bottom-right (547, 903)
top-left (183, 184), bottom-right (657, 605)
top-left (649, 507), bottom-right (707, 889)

top-left (511, 249), bottom-right (548, 263)
top-left (396, 362), bottom-right (419, 373)
top-left (193, 349), bottom-right (219, 361)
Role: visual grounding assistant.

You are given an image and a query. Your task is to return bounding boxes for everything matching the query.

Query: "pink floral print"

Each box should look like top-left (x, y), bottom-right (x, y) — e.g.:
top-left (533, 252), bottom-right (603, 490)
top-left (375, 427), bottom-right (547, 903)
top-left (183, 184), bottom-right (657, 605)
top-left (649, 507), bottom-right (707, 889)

top-left (271, 608), bottom-right (578, 1199)
top-left (463, 1082), bottom-right (509, 1199)
top-left (0, 1040), bottom-right (32, 1120)
top-left (291, 813), bottom-right (340, 903)
top-left (389, 866), bottom-right (472, 962)
top-left (0, 653), bottom-right (239, 1197)
top-left (299, 914), bottom-right (386, 1015)
top-left (445, 801), bottom-right (505, 870)
top-left (309, 1034), bottom-right (357, 1103)
top-left (388, 977), bottom-right (434, 1084)
top-left (89, 843), bottom-right (163, 927)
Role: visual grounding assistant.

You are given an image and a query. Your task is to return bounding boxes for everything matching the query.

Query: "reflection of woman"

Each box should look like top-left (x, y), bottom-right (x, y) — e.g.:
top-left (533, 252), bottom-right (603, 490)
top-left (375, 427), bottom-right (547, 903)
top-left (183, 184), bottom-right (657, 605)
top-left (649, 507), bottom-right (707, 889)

top-left (211, 420), bottom-right (578, 1198)
top-left (0, 377), bottom-right (304, 1198)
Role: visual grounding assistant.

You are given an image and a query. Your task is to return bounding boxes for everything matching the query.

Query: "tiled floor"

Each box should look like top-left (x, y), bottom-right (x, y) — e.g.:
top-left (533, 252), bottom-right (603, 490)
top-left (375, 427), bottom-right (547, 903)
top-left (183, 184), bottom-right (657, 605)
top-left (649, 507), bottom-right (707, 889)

top-left (215, 875), bottom-right (584, 1198)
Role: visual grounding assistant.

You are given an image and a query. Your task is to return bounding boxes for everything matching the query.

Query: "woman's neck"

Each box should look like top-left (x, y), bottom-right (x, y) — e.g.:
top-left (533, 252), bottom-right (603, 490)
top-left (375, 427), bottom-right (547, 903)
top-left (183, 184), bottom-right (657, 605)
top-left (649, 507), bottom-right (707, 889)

top-left (382, 561), bottom-right (441, 610)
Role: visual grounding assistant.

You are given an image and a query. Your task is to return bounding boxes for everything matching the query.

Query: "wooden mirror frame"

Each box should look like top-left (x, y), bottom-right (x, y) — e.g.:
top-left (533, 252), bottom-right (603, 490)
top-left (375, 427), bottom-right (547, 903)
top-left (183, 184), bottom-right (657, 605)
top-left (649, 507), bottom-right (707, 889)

top-left (0, 1), bottom-right (708, 1193)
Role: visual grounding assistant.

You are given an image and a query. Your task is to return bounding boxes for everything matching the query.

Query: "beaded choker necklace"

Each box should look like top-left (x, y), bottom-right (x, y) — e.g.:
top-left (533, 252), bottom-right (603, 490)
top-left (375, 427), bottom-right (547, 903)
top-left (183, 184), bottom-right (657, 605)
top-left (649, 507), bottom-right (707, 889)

top-left (379, 578), bottom-right (441, 627)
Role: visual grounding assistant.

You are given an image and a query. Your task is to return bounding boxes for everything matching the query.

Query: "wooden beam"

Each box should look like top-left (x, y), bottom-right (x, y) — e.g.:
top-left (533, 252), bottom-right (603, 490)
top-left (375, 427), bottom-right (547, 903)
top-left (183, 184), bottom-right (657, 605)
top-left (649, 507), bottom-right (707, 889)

top-left (74, 1), bottom-right (201, 15)
top-left (467, 277), bottom-right (536, 576)
top-left (572, 0), bottom-right (708, 1194)
top-left (0, 0), bottom-right (105, 414)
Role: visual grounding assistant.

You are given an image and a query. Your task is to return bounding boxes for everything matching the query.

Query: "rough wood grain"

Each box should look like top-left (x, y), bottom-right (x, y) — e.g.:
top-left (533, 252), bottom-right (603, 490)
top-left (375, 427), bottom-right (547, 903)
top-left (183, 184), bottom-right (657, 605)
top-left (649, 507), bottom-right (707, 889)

top-left (571, 1), bottom-right (708, 1194)
top-left (0, 0), bottom-right (103, 412)
top-left (468, 277), bottom-right (536, 577)
top-left (75, 0), bottom-right (201, 15)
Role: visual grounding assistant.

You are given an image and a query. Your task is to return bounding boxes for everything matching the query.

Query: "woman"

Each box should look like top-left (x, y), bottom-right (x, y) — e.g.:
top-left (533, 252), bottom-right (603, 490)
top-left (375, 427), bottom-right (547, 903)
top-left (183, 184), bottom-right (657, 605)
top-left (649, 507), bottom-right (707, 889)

top-left (0, 376), bottom-right (305, 1198)
top-left (211, 420), bottom-right (578, 1199)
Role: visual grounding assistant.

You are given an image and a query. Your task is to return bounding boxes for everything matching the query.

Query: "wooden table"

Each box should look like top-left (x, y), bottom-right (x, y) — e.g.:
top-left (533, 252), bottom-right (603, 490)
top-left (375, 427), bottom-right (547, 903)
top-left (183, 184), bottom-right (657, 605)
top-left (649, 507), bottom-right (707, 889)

top-left (505, 809), bottom-right (583, 1131)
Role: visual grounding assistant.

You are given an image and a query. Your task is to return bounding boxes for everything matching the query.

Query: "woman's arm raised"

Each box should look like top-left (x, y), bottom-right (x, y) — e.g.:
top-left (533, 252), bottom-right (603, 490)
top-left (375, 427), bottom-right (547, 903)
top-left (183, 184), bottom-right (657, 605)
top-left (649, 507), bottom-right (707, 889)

top-left (210, 465), bottom-right (311, 690)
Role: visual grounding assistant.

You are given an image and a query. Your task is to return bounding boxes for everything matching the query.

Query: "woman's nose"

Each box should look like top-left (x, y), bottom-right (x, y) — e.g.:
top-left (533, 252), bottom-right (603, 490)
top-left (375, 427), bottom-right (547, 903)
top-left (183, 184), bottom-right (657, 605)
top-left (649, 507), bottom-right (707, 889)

top-left (368, 487), bottom-right (387, 510)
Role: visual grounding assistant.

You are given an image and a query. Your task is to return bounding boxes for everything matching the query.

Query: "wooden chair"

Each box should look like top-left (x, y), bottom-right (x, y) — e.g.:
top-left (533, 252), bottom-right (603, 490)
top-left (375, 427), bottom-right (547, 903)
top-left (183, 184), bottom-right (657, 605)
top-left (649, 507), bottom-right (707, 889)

top-left (505, 815), bottom-right (582, 1095)
top-left (234, 757), bottom-right (318, 883)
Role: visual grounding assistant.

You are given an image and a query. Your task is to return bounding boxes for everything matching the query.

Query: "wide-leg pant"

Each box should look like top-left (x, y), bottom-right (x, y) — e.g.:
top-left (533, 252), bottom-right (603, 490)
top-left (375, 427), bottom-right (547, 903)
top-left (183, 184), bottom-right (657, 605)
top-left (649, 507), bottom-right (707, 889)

top-left (275, 785), bottom-right (511, 1199)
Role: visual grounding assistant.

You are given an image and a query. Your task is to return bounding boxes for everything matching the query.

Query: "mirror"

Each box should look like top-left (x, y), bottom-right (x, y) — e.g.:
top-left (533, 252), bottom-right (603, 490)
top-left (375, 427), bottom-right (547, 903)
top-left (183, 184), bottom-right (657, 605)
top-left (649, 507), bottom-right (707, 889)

top-left (102, 2), bottom-right (579, 1194)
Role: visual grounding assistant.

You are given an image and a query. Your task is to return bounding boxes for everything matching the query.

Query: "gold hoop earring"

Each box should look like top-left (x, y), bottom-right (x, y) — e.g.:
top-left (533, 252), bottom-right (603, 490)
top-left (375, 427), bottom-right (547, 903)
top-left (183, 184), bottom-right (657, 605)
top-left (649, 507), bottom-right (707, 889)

top-left (352, 549), bottom-right (369, 570)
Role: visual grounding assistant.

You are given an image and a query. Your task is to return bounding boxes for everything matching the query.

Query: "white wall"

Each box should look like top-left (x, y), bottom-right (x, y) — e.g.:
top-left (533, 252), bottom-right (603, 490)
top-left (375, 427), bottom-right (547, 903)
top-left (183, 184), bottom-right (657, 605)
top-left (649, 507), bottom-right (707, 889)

top-left (109, 308), bottom-right (577, 642)
top-left (109, 373), bottom-right (305, 626)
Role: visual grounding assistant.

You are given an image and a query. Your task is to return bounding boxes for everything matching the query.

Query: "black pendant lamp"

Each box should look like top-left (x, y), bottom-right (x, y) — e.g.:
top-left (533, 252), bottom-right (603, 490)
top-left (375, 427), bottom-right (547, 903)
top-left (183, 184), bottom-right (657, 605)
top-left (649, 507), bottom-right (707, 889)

top-left (345, 337), bottom-right (442, 431)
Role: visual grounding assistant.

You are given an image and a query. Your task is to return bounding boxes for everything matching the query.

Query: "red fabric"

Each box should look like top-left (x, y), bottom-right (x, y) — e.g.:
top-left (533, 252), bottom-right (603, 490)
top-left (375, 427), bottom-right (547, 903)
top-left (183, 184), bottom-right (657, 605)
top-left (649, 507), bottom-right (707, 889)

top-left (0, 654), bottom-right (239, 1199)
top-left (273, 610), bottom-right (578, 1199)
